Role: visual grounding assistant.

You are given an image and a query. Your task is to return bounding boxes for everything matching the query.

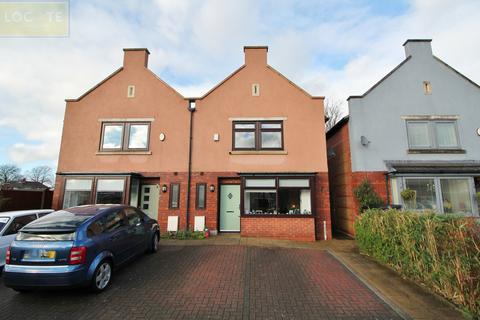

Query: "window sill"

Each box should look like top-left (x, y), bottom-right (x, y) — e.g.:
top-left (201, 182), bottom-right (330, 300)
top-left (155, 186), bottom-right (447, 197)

top-left (230, 150), bottom-right (288, 155)
top-left (407, 149), bottom-right (466, 154)
top-left (96, 151), bottom-right (152, 155)
top-left (241, 214), bottom-right (313, 218)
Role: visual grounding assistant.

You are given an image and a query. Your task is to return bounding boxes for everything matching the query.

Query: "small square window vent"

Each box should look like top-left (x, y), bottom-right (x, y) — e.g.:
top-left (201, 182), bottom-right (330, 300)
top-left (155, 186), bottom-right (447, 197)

top-left (127, 85), bottom-right (135, 98)
top-left (252, 83), bottom-right (260, 96)
top-left (423, 81), bottom-right (432, 95)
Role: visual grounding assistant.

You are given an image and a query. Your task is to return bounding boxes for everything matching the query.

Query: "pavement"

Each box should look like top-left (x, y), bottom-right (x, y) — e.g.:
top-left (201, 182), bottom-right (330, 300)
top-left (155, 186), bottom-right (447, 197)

top-left (0, 235), bottom-right (465, 320)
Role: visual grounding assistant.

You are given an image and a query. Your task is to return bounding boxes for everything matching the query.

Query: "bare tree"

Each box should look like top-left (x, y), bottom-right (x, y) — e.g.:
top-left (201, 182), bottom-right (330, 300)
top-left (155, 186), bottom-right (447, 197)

top-left (26, 166), bottom-right (54, 186)
top-left (324, 99), bottom-right (345, 131)
top-left (0, 164), bottom-right (22, 184)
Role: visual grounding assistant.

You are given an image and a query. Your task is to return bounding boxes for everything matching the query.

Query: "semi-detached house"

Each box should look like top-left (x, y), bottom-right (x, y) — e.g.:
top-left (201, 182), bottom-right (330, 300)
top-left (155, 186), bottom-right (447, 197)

top-left (327, 39), bottom-right (480, 237)
top-left (53, 47), bottom-right (332, 241)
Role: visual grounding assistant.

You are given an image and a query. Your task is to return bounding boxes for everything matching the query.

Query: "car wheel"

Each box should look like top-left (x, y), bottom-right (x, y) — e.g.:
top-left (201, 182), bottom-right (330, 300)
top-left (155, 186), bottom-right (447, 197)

top-left (148, 233), bottom-right (159, 254)
top-left (91, 260), bottom-right (112, 293)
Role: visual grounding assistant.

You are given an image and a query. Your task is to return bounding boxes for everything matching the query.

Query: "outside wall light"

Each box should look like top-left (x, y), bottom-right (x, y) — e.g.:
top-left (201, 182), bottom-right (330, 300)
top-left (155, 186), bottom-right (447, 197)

top-left (161, 184), bottom-right (168, 193)
top-left (209, 184), bottom-right (215, 192)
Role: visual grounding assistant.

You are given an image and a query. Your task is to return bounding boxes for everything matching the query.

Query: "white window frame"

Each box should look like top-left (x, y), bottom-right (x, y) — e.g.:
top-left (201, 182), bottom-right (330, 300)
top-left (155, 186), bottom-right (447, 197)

top-left (397, 176), bottom-right (478, 216)
top-left (406, 120), bottom-right (461, 150)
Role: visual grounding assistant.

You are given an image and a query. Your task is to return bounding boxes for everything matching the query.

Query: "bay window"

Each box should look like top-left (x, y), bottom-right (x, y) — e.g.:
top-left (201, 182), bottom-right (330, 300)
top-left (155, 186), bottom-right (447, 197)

top-left (62, 176), bottom-right (128, 209)
top-left (243, 177), bottom-right (312, 216)
top-left (100, 122), bottom-right (150, 151)
top-left (401, 176), bottom-right (477, 215)
top-left (233, 121), bottom-right (283, 150)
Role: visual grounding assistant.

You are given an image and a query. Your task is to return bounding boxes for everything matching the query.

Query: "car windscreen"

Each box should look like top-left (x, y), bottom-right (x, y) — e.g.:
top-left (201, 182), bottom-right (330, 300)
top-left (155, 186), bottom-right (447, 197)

top-left (0, 217), bottom-right (10, 234)
top-left (16, 231), bottom-right (75, 241)
top-left (21, 210), bottom-right (94, 232)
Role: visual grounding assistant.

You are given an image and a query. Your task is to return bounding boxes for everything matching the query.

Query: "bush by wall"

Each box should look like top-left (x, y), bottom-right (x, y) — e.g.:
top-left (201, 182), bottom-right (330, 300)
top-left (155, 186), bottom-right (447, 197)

top-left (353, 179), bottom-right (384, 212)
top-left (355, 209), bottom-right (480, 318)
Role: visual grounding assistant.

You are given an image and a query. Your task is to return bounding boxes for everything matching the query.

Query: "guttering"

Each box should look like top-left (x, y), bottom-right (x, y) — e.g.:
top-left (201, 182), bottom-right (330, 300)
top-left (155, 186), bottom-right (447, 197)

top-left (185, 100), bottom-right (196, 231)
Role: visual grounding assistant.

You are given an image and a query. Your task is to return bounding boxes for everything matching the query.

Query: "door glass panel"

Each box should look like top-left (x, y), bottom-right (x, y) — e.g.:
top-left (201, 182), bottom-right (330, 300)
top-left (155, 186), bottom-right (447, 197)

top-left (440, 179), bottom-right (472, 214)
top-left (404, 178), bottom-right (437, 210)
top-left (130, 178), bottom-right (139, 207)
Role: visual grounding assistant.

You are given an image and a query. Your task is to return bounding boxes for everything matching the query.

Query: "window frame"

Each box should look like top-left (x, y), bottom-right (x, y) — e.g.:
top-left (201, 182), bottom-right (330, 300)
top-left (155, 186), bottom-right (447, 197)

top-left (406, 120), bottom-right (460, 150)
top-left (100, 122), bottom-right (151, 152)
top-left (169, 183), bottom-right (180, 209)
top-left (399, 176), bottom-right (478, 216)
top-left (232, 121), bottom-right (283, 151)
top-left (62, 177), bottom-right (94, 209)
top-left (61, 176), bottom-right (128, 209)
top-left (196, 183), bottom-right (207, 210)
top-left (241, 176), bottom-right (314, 217)
top-left (95, 178), bottom-right (126, 205)
top-left (4, 214), bottom-right (38, 236)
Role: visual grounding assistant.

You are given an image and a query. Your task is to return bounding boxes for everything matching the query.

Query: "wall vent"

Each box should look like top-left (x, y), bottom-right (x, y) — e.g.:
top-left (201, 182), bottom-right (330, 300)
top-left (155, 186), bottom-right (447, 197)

top-left (423, 81), bottom-right (432, 95)
top-left (127, 85), bottom-right (135, 98)
top-left (252, 83), bottom-right (260, 96)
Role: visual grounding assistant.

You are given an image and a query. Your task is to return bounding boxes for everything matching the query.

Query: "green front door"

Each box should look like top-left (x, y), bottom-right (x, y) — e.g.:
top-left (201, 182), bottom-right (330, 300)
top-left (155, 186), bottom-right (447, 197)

top-left (219, 184), bottom-right (241, 232)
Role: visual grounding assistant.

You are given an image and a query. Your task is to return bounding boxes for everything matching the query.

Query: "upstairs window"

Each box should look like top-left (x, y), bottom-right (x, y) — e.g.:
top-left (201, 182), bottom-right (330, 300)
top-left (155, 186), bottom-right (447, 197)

top-left (100, 122), bottom-right (150, 151)
top-left (233, 121), bottom-right (283, 150)
top-left (406, 120), bottom-right (459, 150)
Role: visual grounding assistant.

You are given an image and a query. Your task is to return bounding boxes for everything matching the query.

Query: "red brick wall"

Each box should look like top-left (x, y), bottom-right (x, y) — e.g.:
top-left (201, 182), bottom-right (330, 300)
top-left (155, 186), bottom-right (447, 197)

top-left (314, 172), bottom-right (332, 240)
top-left (327, 124), bottom-right (355, 236)
top-left (54, 171), bottom-right (332, 241)
top-left (327, 123), bottom-right (390, 237)
top-left (241, 217), bottom-right (315, 241)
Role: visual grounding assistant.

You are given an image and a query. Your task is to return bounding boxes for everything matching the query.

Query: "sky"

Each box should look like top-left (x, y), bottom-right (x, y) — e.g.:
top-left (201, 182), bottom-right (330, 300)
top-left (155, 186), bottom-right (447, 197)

top-left (1, 0), bottom-right (480, 172)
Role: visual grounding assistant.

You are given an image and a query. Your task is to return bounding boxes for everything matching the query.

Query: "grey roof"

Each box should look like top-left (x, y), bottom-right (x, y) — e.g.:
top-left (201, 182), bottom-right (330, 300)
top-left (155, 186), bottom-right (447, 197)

top-left (1, 180), bottom-right (49, 191)
top-left (385, 160), bottom-right (480, 174)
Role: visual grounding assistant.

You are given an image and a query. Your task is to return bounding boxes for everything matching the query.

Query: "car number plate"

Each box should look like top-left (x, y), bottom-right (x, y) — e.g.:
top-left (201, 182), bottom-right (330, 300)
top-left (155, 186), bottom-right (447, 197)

top-left (23, 250), bottom-right (56, 261)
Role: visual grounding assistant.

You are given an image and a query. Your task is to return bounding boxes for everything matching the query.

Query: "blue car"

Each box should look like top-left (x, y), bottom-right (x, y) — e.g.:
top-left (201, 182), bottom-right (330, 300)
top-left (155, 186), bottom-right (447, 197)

top-left (3, 204), bottom-right (159, 293)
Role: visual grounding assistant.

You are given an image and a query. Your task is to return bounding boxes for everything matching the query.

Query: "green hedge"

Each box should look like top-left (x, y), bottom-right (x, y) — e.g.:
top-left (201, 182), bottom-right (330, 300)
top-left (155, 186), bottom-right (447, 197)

top-left (355, 209), bottom-right (480, 318)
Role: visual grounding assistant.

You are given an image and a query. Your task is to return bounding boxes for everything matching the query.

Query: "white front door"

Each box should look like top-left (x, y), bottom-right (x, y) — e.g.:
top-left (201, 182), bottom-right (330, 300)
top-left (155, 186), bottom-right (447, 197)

top-left (140, 184), bottom-right (160, 220)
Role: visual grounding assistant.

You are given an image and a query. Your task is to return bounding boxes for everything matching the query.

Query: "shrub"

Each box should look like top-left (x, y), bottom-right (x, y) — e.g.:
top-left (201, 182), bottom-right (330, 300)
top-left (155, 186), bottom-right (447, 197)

top-left (400, 188), bottom-right (416, 201)
top-left (353, 179), bottom-right (384, 212)
top-left (476, 191), bottom-right (480, 202)
top-left (161, 230), bottom-right (206, 240)
top-left (355, 209), bottom-right (480, 317)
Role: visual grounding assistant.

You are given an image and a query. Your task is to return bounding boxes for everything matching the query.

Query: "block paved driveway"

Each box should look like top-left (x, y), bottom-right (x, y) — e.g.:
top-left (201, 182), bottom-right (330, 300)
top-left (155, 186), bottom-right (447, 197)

top-left (0, 245), bottom-right (402, 320)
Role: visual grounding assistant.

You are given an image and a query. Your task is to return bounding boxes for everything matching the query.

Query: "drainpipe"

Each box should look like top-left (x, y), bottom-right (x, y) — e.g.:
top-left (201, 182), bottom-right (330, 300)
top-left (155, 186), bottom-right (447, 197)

top-left (185, 100), bottom-right (196, 231)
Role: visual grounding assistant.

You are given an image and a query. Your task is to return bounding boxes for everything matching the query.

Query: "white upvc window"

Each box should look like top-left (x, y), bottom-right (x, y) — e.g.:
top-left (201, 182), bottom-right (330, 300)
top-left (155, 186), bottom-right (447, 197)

top-left (406, 120), bottom-right (460, 150)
